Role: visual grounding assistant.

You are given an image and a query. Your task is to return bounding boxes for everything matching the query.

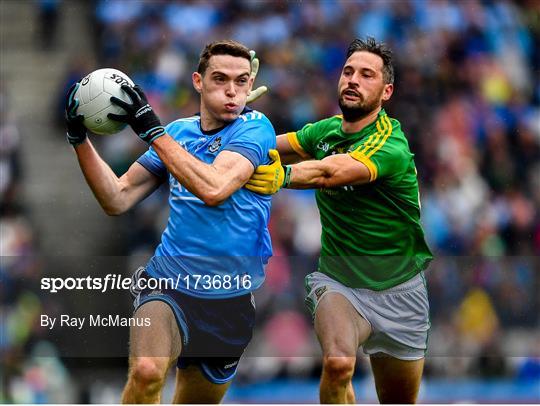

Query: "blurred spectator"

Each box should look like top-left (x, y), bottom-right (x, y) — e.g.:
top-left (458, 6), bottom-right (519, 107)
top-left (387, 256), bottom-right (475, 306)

top-left (35, 0), bottom-right (61, 50)
top-left (1, 74), bottom-right (70, 403)
top-left (0, 84), bottom-right (22, 209)
top-left (55, 55), bottom-right (94, 128)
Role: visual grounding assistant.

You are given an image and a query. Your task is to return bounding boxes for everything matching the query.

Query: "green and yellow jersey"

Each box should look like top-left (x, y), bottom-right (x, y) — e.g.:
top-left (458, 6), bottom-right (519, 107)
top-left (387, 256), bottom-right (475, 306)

top-left (289, 109), bottom-right (433, 290)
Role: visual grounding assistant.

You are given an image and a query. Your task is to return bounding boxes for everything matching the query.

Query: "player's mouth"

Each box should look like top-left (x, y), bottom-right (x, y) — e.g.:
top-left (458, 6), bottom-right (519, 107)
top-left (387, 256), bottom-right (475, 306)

top-left (224, 103), bottom-right (238, 112)
top-left (342, 89), bottom-right (361, 100)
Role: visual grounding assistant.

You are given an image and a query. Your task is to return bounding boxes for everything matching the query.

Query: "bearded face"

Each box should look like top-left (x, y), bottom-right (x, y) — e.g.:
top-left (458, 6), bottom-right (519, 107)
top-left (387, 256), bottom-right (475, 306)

top-left (338, 83), bottom-right (385, 121)
top-left (337, 51), bottom-right (392, 122)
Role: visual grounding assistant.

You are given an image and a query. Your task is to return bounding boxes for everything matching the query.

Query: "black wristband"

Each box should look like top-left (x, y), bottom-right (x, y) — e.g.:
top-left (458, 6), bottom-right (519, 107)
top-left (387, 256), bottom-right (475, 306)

top-left (282, 165), bottom-right (292, 188)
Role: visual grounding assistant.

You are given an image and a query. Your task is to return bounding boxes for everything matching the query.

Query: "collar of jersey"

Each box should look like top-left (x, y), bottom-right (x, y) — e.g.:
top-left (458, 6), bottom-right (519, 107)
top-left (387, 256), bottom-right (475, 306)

top-left (196, 106), bottom-right (253, 136)
top-left (338, 108), bottom-right (386, 139)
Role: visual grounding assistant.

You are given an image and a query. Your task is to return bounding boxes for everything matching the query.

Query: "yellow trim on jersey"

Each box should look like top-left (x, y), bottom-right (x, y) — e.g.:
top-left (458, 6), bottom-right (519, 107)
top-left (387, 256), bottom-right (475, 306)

top-left (358, 114), bottom-right (393, 158)
top-left (366, 115), bottom-right (393, 158)
top-left (357, 116), bottom-right (385, 155)
top-left (286, 131), bottom-right (311, 158)
top-left (349, 149), bottom-right (378, 181)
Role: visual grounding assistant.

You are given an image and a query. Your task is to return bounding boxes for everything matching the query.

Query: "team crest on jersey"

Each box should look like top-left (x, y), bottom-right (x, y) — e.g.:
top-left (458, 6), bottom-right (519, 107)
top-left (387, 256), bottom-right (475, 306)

top-left (208, 137), bottom-right (222, 153)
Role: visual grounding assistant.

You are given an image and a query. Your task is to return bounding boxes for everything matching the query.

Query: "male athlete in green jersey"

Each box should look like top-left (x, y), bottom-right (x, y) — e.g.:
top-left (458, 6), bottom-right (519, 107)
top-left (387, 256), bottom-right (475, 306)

top-left (246, 37), bottom-right (433, 403)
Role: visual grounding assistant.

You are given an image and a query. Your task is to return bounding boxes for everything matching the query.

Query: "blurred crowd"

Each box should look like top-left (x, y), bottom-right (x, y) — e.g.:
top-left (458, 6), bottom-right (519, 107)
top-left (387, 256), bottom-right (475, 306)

top-left (3, 0), bottom-right (540, 402)
top-left (1, 82), bottom-right (72, 401)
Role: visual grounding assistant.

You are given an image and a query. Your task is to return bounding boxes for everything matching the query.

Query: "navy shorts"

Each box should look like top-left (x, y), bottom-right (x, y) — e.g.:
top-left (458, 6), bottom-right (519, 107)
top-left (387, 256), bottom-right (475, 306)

top-left (131, 267), bottom-right (256, 384)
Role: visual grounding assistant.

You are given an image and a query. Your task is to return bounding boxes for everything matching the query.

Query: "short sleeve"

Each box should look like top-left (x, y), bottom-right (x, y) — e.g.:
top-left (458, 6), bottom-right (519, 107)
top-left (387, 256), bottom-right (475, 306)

top-left (222, 114), bottom-right (277, 168)
top-left (136, 146), bottom-right (167, 180)
top-left (349, 115), bottom-right (409, 181)
top-left (292, 122), bottom-right (317, 158)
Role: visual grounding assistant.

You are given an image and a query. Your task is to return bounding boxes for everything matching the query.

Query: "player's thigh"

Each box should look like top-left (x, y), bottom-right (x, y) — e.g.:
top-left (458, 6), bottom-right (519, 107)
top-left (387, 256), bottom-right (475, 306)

top-left (128, 300), bottom-right (182, 372)
top-left (370, 354), bottom-right (424, 404)
top-left (173, 364), bottom-right (231, 404)
top-left (315, 292), bottom-right (371, 356)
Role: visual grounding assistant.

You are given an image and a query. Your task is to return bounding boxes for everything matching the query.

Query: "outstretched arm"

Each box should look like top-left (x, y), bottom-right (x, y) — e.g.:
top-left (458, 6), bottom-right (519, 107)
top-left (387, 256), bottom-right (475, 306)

top-left (245, 148), bottom-right (371, 194)
top-left (286, 153), bottom-right (371, 189)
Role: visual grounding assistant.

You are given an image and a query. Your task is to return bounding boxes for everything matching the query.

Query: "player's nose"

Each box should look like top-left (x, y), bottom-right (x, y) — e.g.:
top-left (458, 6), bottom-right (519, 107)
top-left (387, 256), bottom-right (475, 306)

top-left (225, 82), bottom-right (237, 97)
top-left (348, 73), bottom-right (361, 86)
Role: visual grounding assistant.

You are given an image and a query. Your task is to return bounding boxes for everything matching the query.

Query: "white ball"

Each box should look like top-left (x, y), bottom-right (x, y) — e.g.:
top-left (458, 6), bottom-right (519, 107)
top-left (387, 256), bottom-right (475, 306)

top-left (74, 68), bottom-right (135, 135)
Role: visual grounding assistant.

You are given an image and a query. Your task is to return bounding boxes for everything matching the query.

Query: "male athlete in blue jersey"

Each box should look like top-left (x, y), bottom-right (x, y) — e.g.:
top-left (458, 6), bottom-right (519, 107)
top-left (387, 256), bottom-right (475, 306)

top-left (64, 40), bottom-right (275, 403)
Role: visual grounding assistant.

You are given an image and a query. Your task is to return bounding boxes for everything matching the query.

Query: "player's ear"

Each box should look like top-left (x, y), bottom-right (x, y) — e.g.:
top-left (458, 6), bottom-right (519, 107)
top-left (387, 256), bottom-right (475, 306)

top-left (192, 72), bottom-right (202, 94)
top-left (382, 83), bottom-right (393, 102)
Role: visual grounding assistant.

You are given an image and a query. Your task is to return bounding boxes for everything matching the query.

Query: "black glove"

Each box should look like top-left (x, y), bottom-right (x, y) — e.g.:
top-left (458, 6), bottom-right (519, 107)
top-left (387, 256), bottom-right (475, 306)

top-left (65, 82), bottom-right (87, 147)
top-left (108, 84), bottom-right (166, 144)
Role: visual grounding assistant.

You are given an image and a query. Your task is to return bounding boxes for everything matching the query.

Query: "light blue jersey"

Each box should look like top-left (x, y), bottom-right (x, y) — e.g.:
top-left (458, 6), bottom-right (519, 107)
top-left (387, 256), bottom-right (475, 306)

top-left (137, 109), bottom-right (276, 298)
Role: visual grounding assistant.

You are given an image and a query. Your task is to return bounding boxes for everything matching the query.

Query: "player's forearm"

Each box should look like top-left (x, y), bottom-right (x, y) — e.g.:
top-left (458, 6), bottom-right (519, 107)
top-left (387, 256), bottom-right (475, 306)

top-left (287, 160), bottom-right (334, 189)
top-left (287, 154), bottom-right (370, 189)
top-left (152, 135), bottom-right (231, 206)
top-left (74, 140), bottom-right (130, 215)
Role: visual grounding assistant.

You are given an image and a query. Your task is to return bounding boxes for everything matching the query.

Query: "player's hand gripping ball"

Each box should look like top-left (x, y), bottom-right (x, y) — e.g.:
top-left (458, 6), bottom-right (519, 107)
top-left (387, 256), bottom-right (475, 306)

top-left (107, 84), bottom-right (165, 144)
top-left (70, 68), bottom-right (135, 135)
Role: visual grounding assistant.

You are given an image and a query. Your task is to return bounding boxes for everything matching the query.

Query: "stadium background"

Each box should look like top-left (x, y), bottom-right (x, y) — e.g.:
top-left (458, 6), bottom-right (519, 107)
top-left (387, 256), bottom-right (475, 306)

top-left (1, 0), bottom-right (539, 403)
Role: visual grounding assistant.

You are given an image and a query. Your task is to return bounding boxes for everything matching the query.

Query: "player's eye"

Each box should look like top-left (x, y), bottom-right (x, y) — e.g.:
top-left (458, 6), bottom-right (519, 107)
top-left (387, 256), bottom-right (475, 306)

top-left (214, 76), bottom-right (226, 83)
top-left (236, 78), bottom-right (248, 85)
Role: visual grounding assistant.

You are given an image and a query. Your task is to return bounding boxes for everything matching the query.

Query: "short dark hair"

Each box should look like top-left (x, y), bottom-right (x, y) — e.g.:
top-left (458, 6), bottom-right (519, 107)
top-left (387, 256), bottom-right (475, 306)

top-left (346, 37), bottom-right (394, 84)
top-left (197, 40), bottom-right (251, 75)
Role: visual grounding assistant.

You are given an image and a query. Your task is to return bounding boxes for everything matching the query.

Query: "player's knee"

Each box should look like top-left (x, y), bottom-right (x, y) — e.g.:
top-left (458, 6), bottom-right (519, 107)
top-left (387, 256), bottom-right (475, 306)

top-left (130, 358), bottom-right (167, 391)
top-left (322, 356), bottom-right (356, 383)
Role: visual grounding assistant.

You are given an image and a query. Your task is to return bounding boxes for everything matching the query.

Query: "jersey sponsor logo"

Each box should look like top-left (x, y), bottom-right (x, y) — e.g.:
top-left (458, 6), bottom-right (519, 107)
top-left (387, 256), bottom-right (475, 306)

top-left (176, 140), bottom-right (187, 151)
top-left (317, 141), bottom-right (330, 152)
top-left (208, 137), bottom-right (222, 153)
top-left (330, 147), bottom-right (346, 156)
top-left (321, 183), bottom-right (359, 194)
top-left (170, 177), bottom-right (202, 202)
